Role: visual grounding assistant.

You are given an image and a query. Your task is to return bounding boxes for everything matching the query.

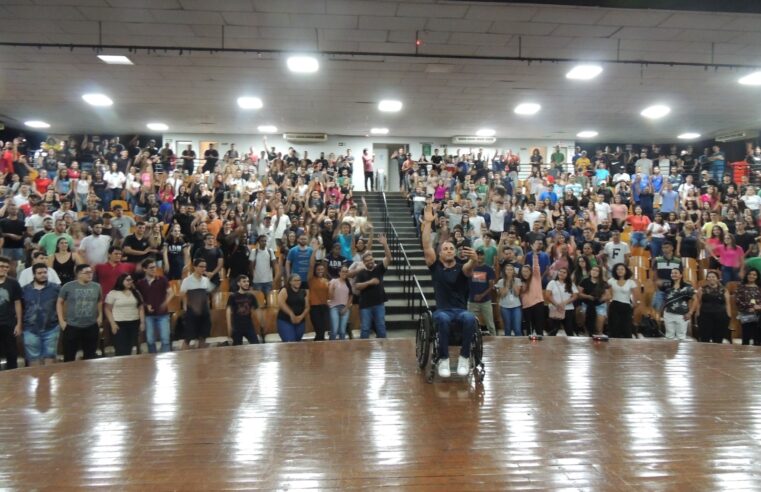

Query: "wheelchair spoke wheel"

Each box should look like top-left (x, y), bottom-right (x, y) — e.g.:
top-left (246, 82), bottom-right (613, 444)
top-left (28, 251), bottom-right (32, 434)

top-left (416, 314), bottom-right (432, 370)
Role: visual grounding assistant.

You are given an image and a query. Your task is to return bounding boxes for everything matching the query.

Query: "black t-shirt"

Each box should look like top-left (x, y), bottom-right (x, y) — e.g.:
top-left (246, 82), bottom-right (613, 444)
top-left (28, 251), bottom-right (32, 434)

top-left (204, 149), bottom-right (219, 164)
top-left (0, 218), bottom-right (25, 248)
top-left (355, 261), bottom-right (387, 308)
top-left (227, 291), bottom-right (259, 330)
top-left (431, 155), bottom-right (443, 165)
top-left (115, 157), bottom-right (131, 174)
top-left (580, 277), bottom-right (607, 306)
top-left (0, 277), bottom-right (22, 328)
top-left (194, 247), bottom-right (223, 283)
top-left (429, 259), bottom-right (469, 310)
top-left (174, 213), bottom-right (193, 237)
top-left (123, 234), bottom-right (151, 263)
top-left (325, 253), bottom-right (347, 279)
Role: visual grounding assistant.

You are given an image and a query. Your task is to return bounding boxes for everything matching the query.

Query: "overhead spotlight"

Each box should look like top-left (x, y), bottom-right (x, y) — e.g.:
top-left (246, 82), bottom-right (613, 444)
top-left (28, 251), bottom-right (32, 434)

top-left (370, 128), bottom-right (389, 135)
top-left (640, 104), bottom-right (671, 119)
top-left (287, 55), bottom-right (319, 73)
top-left (476, 128), bottom-right (496, 137)
top-left (24, 120), bottom-right (50, 129)
top-left (146, 122), bottom-right (169, 131)
top-left (576, 130), bottom-right (599, 138)
top-left (678, 132), bottom-right (701, 139)
top-left (738, 71), bottom-right (761, 86)
top-left (237, 97), bottom-right (263, 109)
top-left (257, 125), bottom-right (278, 133)
top-left (82, 93), bottom-right (114, 107)
top-left (566, 64), bottom-right (603, 80)
top-left (378, 100), bottom-right (403, 112)
top-left (97, 55), bottom-right (133, 65)
top-left (514, 103), bottom-right (541, 115)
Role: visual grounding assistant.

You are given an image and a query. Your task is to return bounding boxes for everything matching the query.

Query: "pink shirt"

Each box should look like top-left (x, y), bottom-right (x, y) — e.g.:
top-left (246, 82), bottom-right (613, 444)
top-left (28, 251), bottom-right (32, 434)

top-left (520, 256), bottom-right (544, 308)
top-left (714, 244), bottom-right (744, 268)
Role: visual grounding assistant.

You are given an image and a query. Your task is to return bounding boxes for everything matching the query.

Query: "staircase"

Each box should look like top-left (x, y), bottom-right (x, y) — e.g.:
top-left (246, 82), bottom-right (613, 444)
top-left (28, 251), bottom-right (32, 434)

top-left (355, 191), bottom-right (434, 331)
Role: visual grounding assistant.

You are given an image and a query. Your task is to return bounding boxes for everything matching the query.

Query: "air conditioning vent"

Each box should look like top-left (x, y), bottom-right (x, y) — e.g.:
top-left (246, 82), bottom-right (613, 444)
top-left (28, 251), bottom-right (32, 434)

top-left (716, 130), bottom-right (759, 142)
top-left (283, 133), bottom-right (328, 143)
top-left (452, 136), bottom-right (497, 145)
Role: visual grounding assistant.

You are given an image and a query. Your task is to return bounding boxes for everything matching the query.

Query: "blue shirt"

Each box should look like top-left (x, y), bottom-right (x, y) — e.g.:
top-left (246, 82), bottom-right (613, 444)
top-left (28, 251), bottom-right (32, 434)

top-left (286, 245), bottom-right (314, 282)
top-left (524, 251), bottom-right (551, 277)
top-left (660, 190), bottom-right (679, 213)
top-left (22, 282), bottom-right (60, 333)
top-left (651, 175), bottom-right (664, 193)
top-left (468, 264), bottom-right (495, 302)
top-left (538, 191), bottom-right (558, 205)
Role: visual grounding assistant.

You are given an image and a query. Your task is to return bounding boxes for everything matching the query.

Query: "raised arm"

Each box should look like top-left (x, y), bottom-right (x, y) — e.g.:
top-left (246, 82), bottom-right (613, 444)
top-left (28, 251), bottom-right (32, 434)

top-left (421, 205), bottom-right (436, 266)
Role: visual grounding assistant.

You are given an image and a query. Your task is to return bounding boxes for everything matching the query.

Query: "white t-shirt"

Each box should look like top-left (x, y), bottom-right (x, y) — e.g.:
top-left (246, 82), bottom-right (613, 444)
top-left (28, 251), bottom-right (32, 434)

top-left (525, 210), bottom-right (543, 230)
top-left (495, 277), bottom-right (522, 309)
top-left (603, 241), bottom-right (630, 270)
top-left (594, 202), bottom-right (612, 222)
top-left (250, 247), bottom-right (275, 283)
top-left (608, 278), bottom-right (637, 304)
top-left (647, 222), bottom-right (669, 239)
top-left (546, 280), bottom-right (578, 311)
top-left (25, 214), bottom-right (51, 234)
top-left (742, 194), bottom-right (761, 211)
top-left (105, 289), bottom-right (141, 322)
top-left (18, 267), bottom-right (60, 288)
top-left (79, 234), bottom-right (112, 266)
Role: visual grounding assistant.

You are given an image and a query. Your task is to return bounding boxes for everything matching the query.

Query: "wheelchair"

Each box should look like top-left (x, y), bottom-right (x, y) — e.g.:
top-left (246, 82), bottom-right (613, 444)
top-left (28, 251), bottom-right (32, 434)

top-left (416, 310), bottom-right (486, 384)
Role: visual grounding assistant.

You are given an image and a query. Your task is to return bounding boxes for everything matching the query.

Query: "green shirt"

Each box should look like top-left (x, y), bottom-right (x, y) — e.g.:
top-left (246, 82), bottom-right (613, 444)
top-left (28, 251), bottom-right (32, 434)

top-left (745, 256), bottom-right (761, 273)
top-left (481, 244), bottom-right (498, 267)
top-left (38, 232), bottom-right (75, 255)
top-left (551, 152), bottom-right (565, 165)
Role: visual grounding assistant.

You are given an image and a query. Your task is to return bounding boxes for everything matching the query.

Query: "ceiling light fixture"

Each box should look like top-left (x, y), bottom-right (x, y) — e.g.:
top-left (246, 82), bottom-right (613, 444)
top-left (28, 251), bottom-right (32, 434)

top-left (378, 100), bottom-right (403, 112)
top-left (237, 96), bottom-right (263, 109)
top-left (640, 104), bottom-right (671, 119)
top-left (678, 132), bottom-right (701, 139)
top-left (370, 128), bottom-right (389, 135)
top-left (286, 55), bottom-right (319, 73)
top-left (146, 122), bottom-right (169, 131)
top-left (24, 120), bottom-right (50, 129)
top-left (82, 93), bottom-right (113, 107)
top-left (257, 125), bottom-right (278, 133)
top-left (514, 103), bottom-right (541, 115)
top-left (566, 64), bottom-right (603, 80)
top-left (476, 128), bottom-right (496, 137)
top-left (576, 130), bottom-right (599, 138)
top-left (738, 71), bottom-right (761, 86)
top-left (97, 55), bottom-right (133, 65)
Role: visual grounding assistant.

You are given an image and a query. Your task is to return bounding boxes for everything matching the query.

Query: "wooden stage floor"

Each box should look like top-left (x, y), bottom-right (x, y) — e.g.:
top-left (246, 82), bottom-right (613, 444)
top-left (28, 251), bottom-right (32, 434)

top-left (1, 338), bottom-right (761, 490)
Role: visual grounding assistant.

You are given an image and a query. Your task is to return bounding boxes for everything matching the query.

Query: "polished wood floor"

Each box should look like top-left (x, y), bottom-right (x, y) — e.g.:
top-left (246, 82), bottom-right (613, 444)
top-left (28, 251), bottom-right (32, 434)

top-left (1, 338), bottom-right (760, 490)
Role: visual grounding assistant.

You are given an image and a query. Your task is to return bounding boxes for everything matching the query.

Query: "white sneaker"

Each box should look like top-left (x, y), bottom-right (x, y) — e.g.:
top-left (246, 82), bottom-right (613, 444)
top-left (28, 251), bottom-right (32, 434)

top-left (457, 356), bottom-right (470, 377)
top-left (437, 359), bottom-right (451, 378)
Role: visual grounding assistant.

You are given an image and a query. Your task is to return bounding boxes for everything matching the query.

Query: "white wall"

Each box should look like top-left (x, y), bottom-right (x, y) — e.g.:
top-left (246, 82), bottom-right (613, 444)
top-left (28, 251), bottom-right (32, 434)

top-left (163, 132), bottom-right (575, 190)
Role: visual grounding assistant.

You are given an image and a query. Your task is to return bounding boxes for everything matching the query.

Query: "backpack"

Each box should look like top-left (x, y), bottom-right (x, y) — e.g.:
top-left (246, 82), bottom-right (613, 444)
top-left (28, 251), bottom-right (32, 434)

top-left (635, 315), bottom-right (663, 338)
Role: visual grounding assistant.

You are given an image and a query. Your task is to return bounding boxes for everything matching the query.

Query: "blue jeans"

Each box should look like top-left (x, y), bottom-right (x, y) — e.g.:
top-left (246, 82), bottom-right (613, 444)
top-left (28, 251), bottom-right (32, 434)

top-left (145, 314), bottom-right (171, 353)
top-left (433, 308), bottom-right (477, 359)
top-left (500, 306), bottom-right (522, 336)
top-left (23, 325), bottom-right (60, 361)
top-left (649, 237), bottom-right (664, 258)
top-left (721, 266), bottom-right (740, 284)
top-left (631, 231), bottom-right (647, 248)
top-left (330, 305), bottom-right (349, 340)
top-left (253, 282), bottom-right (273, 298)
top-left (652, 290), bottom-right (666, 312)
top-left (360, 304), bottom-right (386, 339)
top-left (277, 318), bottom-right (305, 342)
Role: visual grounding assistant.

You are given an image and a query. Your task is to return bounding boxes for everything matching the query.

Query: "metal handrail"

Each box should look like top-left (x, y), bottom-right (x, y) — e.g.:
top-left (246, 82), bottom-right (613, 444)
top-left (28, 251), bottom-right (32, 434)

top-left (380, 192), bottom-right (431, 318)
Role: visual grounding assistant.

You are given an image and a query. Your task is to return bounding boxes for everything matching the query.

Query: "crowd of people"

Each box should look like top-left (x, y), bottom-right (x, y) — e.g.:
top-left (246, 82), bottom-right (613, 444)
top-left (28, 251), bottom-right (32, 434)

top-left (0, 135), bottom-right (393, 369)
top-left (410, 143), bottom-right (761, 376)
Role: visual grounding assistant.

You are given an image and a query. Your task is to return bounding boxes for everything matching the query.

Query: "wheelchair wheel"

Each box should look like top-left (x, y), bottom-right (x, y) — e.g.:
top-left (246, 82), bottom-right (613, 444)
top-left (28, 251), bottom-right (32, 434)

top-left (471, 327), bottom-right (485, 383)
top-left (416, 314), bottom-right (431, 370)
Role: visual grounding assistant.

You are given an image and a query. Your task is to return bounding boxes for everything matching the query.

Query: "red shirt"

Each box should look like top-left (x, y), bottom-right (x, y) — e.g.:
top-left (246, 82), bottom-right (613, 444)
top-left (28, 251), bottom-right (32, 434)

top-left (136, 275), bottom-right (170, 315)
top-left (95, 262), bottom-right (136, 297)
top-left (626, 215), bottom-right (651, 232)
top-left (0, 150), bottom-right (14, 174)
top-left (35, 178), bottom-right (53, 195)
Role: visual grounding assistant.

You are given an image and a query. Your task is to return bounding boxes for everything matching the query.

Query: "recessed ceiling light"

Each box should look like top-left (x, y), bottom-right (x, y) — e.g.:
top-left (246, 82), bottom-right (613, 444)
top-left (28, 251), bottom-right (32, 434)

top-left (576, 130), bottom-right (599, 138)
top-left (257, 125), bottom-right (278, 133)
top-left (738, 71), bottom-right (761, 86)
top-left (97, 55), bottom-right (133, 65)
top-left (378, 100), bottom-right (403, 112)
top-left (82, 93), bottom-right (113, 107)
top-left (514, 103), bottom-right (541, 115)
top-left (146, 122), bottom-right (168, 131)
top-left (678, 132), bottom-right (701, 139)
top-left (24, 120), bottom-right (50, 129)
top-left (370, 128), bottom-right (389, 135)
top-left (566, 64), bottom-right (603, 80)
top-left (286, 55), bottom-right (319, 73)
top-left (476, 128), bottom-right (496, 137)
top-left (640, 104), bottom-right (671, 119)
top-left (237, 97), bottom-right (263, 109)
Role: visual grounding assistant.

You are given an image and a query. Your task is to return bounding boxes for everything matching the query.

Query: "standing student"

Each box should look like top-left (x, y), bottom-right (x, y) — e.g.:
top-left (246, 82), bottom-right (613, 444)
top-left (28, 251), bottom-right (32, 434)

top-left (545, 267), bottom-right (577, 336)
top-left (104, 273), bottom-right (144, 357)
top-left (695, 270), bottom-right (731, 344)
top-left (520, 248), bottom-right (546, 337)
top-left (277, 274), bottom-right (309, 342)
top-left (250, 234), bottom-right (276, 303)
top-left (606, 263), bottom-right (640, 339)
top-left (226, 275), bottom-right (260, 345)
top-left (0, 256), bottom-right (23, 370)
top-left (354, 234), bottom-right (392, 339)
top-left (179, 258), bottom-right (214, 350)
top-left (136, 259), bottom-right (174, 353)
top-left (496, 263), bottom-right (522, 336)
top-left (307, 246), bottom-right (330, 341)
top-left (578, 265), bottom-right (610, 336)
top-left (328, 265), bottom-right (352, 340)
top-left (467, 249), bottom-right (496, 336)
top-left (661, 268), bottom-right (696, 340)
top-left (735, 269), bottom-right (761, 346)
top-left (22, 264), bottom-right (61, 366)
top-left (57, 264), bottom-right (102, 362)
top-left (712, 234), bottom-right (744, 284)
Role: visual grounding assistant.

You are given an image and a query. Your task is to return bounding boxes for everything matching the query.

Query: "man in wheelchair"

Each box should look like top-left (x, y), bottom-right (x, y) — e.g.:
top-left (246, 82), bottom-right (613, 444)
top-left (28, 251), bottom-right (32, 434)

top-left (421, 205), bottom-right (478, 378)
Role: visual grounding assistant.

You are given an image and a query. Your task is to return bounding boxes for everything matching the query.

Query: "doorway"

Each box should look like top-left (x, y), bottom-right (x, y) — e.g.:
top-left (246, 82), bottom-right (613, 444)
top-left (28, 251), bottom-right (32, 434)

top-left (373, 144), bottom-right (408, 192)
